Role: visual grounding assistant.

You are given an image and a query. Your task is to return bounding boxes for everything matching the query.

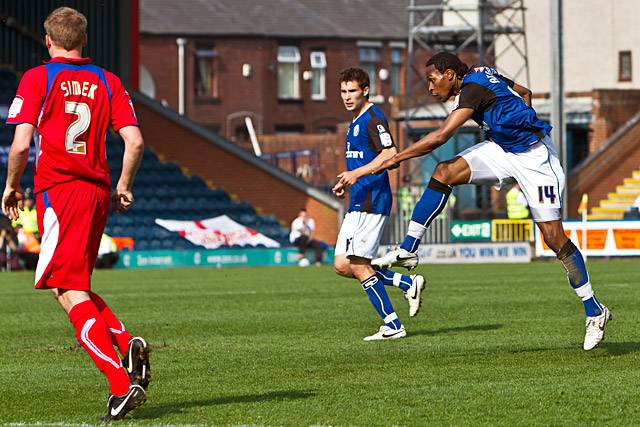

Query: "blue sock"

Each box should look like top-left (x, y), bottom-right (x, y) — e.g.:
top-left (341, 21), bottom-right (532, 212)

top-left (400, 177), bottom-right (451, 253)
top-left (361, 275), bottom-right (402, 329)
top-left (374, 268), bottom-right (412, 293)
top-left (557, 240), bottom-right (603, 317)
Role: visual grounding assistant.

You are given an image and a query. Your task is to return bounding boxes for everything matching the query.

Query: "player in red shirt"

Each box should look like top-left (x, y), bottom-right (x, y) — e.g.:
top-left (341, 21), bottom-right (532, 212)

top-left (2, 7), bottom-right (150, 420)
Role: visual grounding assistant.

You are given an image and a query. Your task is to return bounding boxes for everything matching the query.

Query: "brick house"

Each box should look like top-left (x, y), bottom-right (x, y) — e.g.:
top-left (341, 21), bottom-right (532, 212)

top-left (139, 0), bottom-right (421, 142)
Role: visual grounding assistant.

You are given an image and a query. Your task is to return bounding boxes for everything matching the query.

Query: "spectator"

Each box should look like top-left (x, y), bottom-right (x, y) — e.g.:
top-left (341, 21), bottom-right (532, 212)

top-left (289, 208), bottom-right (324, 266)
top-left (95, 233), bottom-right (119, 269)
top-left (506, 183), bottom-right (530, 219)
top-left (0, 222), bottom-right (21, 270)
top-left (12, 189), bottom-right (39, 239)
top-left (15, 224), bottom-right (40, 270)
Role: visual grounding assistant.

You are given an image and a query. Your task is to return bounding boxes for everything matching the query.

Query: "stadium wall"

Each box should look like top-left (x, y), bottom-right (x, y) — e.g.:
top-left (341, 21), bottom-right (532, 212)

top-left (590, 89), bottom-right (640, 152)
top-left (132, 92), bottom-right (343, 244)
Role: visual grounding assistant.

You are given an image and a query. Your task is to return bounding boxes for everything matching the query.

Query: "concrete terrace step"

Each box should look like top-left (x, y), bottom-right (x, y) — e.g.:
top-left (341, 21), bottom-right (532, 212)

top-left (616, 185), bottom-right (640, 194)
top-left (600, 200), bottom-right (634, 209)
top-left (623, 178), bottom-right (640, 186)
top-left (633, 170), bottom-right (640, 179)
top-left (608, 192), bottom-right (638, 200)
top-left (587, 212), bottom-right (624, 220)
top-left (592, 206), bottom-right (626, 214)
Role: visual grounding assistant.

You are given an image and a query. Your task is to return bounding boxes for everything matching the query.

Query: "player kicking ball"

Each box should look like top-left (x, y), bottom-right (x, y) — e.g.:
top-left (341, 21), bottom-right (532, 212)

top-left (2, 7), bottom-right (150, 419)
top-left (372, 52), bottom-right (611, 351)
top-left (332, 68), bottom-right (425, 341)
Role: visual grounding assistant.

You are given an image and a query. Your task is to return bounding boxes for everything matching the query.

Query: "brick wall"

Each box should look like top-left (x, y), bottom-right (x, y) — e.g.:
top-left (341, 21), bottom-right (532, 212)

top-left (140, 35), bottom-right (408, 137)
top-left (590, 89), bottom-right (640, 152)
top-left (258, 121), bottom-right (401, 197)
top-left (133, 96), bottom-right (343, 244)
top-left (569, 115), bottom-right (640, 216)
top-left (259, 133), bottom-right (342, 187)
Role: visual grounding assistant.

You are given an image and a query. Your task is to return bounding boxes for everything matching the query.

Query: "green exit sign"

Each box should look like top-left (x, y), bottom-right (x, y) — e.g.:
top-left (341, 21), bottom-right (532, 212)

top-left (450, 221), bottom-right (492, 241)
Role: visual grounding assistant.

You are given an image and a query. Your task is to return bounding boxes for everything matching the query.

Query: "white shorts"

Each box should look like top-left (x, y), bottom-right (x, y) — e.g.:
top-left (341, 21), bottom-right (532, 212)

top-left (335, 211), bottom-right (387, 259)
top-left (459, 136), bottom-right (564, 222)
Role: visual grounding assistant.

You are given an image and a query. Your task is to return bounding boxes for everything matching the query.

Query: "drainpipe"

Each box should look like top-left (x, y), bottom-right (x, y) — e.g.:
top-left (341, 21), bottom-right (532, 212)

top-left (176, 37), bottom-right (187, 115)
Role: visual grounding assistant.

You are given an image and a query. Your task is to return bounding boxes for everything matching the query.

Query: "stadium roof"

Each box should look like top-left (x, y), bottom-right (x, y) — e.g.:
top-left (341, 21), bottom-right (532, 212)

top-left (140, 0), bottom-right (422, 39)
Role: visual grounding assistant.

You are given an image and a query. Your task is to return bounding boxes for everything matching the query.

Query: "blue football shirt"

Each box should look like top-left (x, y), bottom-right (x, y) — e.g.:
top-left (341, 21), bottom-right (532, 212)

top-left (454, 66), bottom-right (552, 153)
top-left (345, 104), bottom-right (394, 215)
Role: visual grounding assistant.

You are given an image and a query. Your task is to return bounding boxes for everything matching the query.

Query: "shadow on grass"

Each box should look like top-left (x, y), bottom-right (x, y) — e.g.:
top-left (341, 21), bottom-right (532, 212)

top-left (600, 341), bottom-right (640, 356)
top-left (133, 389), bottom-right (317, 419)
top-left (409, 323), bottom-right (502, 337)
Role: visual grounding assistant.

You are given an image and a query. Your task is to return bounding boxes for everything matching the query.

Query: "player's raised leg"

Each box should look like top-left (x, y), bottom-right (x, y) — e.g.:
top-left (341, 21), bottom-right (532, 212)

top-left (90, 292), bottom-right (132, 354)
top-left (537, 220), bottom-right (611, 350)
top-left (373, 157), bottom-right (470, 270)
top-left (374, 268), bottom-right (425, 317)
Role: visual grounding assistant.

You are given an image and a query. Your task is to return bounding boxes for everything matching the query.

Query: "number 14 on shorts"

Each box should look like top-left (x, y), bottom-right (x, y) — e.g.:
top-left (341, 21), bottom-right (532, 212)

top-left (538, 185), bottom-right (557, 204)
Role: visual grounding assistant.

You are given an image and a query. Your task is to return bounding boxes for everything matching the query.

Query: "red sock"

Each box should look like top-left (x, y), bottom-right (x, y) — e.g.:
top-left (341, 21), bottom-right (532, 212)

top-left (68, 300), bottom-right (130, 396)
top-left (90, 292), bottom-right (132, 356)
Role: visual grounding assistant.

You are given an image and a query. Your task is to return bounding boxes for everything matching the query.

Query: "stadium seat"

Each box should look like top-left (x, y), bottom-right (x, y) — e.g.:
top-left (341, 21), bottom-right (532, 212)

top-left (0, 126), bottom-right (289, 250)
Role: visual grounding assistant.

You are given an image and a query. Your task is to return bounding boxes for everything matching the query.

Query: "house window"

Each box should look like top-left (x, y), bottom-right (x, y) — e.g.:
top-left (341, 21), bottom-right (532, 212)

top-left (359, 47), bottom-right (380, 96)
top-left (278, 46), bottom-right (301, 99)
top-left (619, 51), bottom-right (632, 82)
top-left (310, 51), bottom-right (326, 100)
top-left (195, 46), bottom-right (218, 98)
top-left (391, 48), bottom-right (403, 95)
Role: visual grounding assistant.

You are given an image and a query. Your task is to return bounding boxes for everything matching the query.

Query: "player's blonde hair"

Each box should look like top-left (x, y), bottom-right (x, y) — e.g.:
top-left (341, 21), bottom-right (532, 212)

top-left (44, 7), bottom-right (87, 51)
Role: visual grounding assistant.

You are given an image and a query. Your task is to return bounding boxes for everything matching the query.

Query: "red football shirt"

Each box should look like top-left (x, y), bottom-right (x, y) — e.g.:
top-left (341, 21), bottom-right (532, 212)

top-left (6, 57), bottom-right (138, 193)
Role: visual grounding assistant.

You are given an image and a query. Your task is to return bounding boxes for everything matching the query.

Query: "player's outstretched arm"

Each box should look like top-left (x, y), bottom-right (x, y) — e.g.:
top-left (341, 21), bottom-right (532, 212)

top-left (333, 146), bottom-right (398, 195)
top-left (113, 125), bottom-right (144, 212)
top-left (2, 123), bottom-right (34, 220)
top-left (374, 107), bottom-right (474, 173)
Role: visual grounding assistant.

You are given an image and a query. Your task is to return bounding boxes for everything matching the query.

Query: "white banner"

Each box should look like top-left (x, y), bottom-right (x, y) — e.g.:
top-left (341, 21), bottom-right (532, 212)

top-left (156, 215), bottom-right (280, 249)
top-left (535, 220), bottom-right (640, 257)
top-left (379, 242), bottom-right (531, 264)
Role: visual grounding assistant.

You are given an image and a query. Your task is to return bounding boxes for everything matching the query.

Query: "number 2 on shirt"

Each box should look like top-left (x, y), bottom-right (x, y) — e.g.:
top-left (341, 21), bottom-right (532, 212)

top-left (65, 101), bottom-right (90, 154)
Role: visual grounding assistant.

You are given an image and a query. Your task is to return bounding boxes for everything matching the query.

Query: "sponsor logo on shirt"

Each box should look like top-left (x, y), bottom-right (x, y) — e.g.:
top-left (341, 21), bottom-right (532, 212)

top-left (8, 96), bottom-right (23, 119)
top-left (346, 150), bottom-right (364, 159)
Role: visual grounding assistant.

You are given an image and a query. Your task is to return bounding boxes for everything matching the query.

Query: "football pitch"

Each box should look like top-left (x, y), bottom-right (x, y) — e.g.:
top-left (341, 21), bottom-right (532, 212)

top-left (1, 260), bottom-right (639, 426)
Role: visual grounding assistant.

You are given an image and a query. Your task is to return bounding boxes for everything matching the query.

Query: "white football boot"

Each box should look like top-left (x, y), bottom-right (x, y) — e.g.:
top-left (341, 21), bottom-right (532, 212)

top-left (405, 275), bottom-right (425, 317)
top-left (363, 325), bottom-right (407, 341)
top-left (583, 306), bottom-right (612, 351)
top-left (372, 247), bottom-right (419, 270)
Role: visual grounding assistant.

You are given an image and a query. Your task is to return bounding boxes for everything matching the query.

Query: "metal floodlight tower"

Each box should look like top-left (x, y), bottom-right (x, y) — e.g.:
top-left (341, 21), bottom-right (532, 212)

top-left (402, 0), bottom-right (530, 187)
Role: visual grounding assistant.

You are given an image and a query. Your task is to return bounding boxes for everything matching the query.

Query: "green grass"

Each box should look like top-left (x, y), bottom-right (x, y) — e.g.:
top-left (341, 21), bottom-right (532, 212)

top-left (1, 260), bottom-right (639, 426)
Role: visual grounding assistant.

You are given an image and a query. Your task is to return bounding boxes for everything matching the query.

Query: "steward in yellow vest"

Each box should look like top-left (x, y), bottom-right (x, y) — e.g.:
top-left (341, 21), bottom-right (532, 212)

top-left (506, 184), bottom-right (529, 219)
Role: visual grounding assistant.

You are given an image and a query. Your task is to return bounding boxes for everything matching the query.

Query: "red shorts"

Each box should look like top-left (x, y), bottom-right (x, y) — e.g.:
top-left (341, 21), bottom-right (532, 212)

top-left (35, 180), bottom-right (110, 291)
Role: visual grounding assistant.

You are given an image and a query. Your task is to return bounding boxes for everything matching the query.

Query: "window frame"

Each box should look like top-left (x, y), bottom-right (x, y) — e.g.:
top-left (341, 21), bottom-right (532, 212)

top-left (310, 51), bottom-right (327, 101)
top-left (359, 47), bottom-right (381, 97)
top-left (194, 45), bottom-right (218, 99)
top-left (619, 50), bottom-right (632, 82)
top-left (278, 46), bottom-right (301, 100)
top-left (390, 47), bottom-right (403, 96)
